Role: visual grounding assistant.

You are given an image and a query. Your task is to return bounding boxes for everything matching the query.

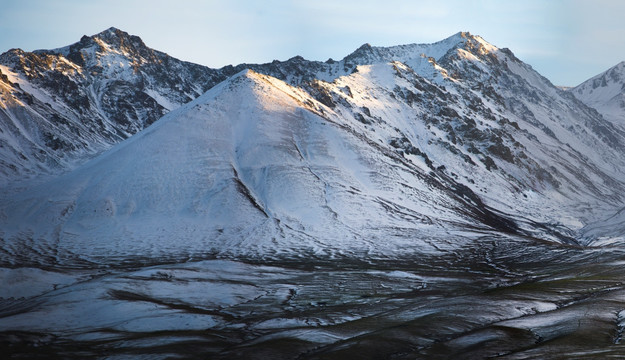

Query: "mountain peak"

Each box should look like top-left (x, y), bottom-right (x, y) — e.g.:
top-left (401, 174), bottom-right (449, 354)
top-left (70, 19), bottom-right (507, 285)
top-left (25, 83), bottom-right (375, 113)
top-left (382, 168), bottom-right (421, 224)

top-left (442, 31), bottom-right (498, 54)
top-left (572, 59), bottom-right (625, 125)
top-left (356, 43), bottom-right (374, 51)
top-left (202, 68), bottom-right (310, 105)
top-left (58, 27), bottom-right (158, 66)
top-left (94, 27), bottom-right (129, 40)
top-left (450, 31), bottom-right (471, 41)
top-left (233, 68), bottom-right (257, 80)
top-left (104, 26), bottom-right (122, 33)
top-left (339, 31), bottom-right (501, 68)
top-left (43, 27), bottom-right (153, 64)
top-left (342, 43), bottom-right (376, 64)
top-left (611, 60), bottom-right (625, 73)
top-left (91, 27), bottom-right (147, 51)
top-left (574, 60), bottom-right (625, 92)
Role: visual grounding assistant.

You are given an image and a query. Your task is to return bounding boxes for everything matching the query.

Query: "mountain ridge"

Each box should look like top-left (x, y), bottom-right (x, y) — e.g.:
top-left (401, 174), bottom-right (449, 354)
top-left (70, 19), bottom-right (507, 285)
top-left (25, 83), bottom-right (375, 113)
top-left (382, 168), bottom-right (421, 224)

top-left (1, 28), bottom-right (625, 257)
top-left (0, 28), bottom-right (466, 186)
top-left (572, 60), bottom-right (625, 128)
top-left (0, 27), bottom-right (236, 186)
top-left (1, 68), bottom-right (522, 266)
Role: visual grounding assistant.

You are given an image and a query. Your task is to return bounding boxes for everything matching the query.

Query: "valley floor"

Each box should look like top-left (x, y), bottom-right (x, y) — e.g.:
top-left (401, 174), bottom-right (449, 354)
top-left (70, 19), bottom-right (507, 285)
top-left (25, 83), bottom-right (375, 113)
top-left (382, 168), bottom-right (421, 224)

top-left (2, 235), bottom-right (625, 359)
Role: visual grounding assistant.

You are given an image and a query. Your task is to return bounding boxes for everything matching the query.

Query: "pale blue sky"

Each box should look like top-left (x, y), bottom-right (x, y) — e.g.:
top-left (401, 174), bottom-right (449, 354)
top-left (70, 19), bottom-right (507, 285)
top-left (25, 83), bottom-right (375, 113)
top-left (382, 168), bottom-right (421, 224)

top-left (1, 0), bottom-right (624, 86)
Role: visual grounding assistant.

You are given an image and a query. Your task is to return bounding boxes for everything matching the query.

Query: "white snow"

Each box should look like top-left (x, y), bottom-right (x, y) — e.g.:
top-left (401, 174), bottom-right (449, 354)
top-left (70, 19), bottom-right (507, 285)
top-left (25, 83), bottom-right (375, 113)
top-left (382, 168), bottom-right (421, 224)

top-left (0, 69), bottom-right (477, 265)
top-left (572, 61), bottom-right (625, 127)
top-left (1, 30), bottom-right (625, 268)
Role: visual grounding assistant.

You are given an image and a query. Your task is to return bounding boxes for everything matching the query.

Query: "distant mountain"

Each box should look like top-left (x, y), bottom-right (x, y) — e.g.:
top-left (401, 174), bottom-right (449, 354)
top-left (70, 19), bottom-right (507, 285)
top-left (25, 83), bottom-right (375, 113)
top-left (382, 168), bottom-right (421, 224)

top-left (572, 61), bottom-right (625, 127)
top-left (2, 30), bottom-right (625, 267)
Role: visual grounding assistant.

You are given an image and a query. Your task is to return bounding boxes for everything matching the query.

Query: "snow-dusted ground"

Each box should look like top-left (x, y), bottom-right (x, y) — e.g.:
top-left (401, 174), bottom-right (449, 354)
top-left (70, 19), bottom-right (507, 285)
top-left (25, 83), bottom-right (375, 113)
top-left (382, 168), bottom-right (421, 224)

top-left (1, 237), bottom-right (625, 358)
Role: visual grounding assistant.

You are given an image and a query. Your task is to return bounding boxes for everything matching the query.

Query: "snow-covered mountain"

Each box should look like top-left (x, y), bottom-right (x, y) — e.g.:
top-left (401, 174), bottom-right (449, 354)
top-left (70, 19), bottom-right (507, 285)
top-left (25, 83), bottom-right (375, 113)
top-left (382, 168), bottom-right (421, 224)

top-left (0, 28), bottom-right (461, 186)
top-left (0, 27), bottom-right (235, 185)
top-left (0, 69), bottom-right (527, 266)
top-left (2, 30), bottom-right (625, 267)
top-left (303, 33), bottom-right (625, 227)
top-left (572, 61), bottom-right (625, 127)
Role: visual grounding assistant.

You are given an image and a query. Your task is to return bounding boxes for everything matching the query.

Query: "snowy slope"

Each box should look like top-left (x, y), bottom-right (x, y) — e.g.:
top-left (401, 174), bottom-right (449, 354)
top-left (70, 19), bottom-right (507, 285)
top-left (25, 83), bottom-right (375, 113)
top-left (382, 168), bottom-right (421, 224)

top-left (297, 33), bottom-right (625, 239)
top-left (572, 61), bottom-right (625, 127)
top-left (0, 69), bottom-right (533, 267)
top-left (1, 29), bottom-right (625, 265)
